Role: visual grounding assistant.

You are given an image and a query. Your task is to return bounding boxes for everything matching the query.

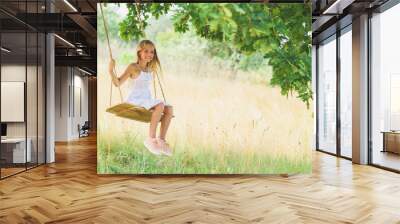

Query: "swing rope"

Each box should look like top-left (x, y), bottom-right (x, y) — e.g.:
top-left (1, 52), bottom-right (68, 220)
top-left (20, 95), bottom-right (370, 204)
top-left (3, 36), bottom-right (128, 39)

top-left (100, 2), bottom-right (167, 108)
top-left (99, 3), bottom-right (123, 107)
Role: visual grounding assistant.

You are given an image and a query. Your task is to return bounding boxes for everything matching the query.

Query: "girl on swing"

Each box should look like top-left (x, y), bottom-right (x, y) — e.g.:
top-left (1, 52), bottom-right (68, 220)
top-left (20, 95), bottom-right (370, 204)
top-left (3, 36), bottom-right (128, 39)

top-left (108, 40), bottom-right (173, 156)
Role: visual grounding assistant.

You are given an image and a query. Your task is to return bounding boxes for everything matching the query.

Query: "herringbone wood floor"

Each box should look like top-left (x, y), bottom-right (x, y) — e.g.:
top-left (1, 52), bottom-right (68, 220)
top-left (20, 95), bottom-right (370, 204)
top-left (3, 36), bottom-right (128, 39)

top-left (1, 134), bottom-right (400, 224)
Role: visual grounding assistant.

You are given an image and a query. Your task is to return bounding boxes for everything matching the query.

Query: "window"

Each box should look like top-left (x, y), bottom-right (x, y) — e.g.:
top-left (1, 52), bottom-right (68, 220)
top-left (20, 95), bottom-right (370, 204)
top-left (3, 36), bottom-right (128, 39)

top-left (371, 2), bottom-right (400, 171)
top-left (317, 35), bottom-right (337, 154)
top-left (339, 27), bottom-right (352, 158)
top-left (0, 1), bottom-right (47, 179)
top-left (390, 74), bottom-right (400, 130)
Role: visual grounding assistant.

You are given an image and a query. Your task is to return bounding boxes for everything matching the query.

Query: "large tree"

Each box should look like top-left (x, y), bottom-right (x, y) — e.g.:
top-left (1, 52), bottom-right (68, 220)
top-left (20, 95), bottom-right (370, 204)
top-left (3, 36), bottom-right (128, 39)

top-left (117, 3), bottom-right (312, 105)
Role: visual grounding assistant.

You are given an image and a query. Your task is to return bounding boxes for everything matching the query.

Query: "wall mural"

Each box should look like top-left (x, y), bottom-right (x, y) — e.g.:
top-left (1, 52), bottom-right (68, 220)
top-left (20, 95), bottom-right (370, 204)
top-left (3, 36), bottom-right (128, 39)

top-left (97, 2), bottom-right (313, 174)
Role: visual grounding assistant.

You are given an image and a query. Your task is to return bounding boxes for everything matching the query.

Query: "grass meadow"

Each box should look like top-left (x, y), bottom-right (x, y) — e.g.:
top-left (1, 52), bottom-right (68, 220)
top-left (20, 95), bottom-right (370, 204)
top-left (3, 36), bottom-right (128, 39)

top-left (97, 6), bottom-right (313, 174)
top-left (97, 56), bottom-right (313, 174)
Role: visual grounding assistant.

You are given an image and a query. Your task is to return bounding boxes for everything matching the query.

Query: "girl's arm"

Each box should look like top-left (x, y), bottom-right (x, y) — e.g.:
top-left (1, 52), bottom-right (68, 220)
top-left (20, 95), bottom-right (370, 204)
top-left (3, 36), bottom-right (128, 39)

top-left (108, 60), bottom-right (140, 87)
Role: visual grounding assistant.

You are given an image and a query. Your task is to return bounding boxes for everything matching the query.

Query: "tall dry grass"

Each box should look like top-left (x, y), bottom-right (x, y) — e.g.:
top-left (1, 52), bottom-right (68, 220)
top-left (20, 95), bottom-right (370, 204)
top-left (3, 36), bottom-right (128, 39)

top-left (97, 41), bottom-right (313, 174)
top-left (96, 5), bottom-right (313, 173)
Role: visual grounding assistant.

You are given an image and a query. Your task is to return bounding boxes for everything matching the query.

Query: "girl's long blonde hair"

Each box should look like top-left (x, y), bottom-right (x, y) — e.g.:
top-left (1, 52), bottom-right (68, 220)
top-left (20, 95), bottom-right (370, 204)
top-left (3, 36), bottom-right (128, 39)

top-left (136, 40), bottom-right (162, 76)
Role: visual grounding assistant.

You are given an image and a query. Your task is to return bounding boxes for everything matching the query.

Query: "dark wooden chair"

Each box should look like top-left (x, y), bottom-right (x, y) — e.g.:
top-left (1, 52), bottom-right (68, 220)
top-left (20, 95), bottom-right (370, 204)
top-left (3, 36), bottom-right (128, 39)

top-left (78, 121), bottom-right (90, 138)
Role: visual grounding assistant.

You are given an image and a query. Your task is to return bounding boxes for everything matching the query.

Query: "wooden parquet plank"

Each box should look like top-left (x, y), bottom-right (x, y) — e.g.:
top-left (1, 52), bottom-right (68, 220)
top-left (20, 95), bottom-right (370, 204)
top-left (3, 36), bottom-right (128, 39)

top-left (0, 134), bottom-right (400, 223)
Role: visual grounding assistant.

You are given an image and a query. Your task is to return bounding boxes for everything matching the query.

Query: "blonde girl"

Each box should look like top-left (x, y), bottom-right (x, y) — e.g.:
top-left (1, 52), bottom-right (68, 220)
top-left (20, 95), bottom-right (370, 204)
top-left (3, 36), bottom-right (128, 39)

top-left (108, 40), bottom-right (173, 156)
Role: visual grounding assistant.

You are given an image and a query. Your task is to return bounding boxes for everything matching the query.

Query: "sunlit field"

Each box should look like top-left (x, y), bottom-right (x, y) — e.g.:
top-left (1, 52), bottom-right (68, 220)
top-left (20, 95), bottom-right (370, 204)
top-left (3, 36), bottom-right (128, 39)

top-left (97, 50), bottom-right (313, 174)
top-left (97, 6), bottom-right (313, 174)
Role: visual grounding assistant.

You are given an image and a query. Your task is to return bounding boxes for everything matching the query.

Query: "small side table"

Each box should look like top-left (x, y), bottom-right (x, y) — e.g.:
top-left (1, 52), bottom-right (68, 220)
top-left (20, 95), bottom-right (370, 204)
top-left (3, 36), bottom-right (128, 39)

top-left (381, 131), bottom-right (400, 154)
top-left (1, 138), bottom-right (32, 164)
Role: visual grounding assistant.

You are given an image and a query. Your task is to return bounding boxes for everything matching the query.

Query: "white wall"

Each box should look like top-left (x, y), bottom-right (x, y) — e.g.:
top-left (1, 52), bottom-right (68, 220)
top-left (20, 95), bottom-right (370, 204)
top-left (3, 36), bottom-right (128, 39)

top-left (1, 65), bottom-right (41, 138)
top-left (55, 66), bottom-right (69, 141)
top-left (55, 67), bottom-right (89, 141)
top-left (1, 66), bottom-right (26, 165)
top-left (71, 72), bottom-right (89, 138)
top-left (1, 64), bottom-right (46, 164)
top-left (1, 65), bottom-right (26, 138)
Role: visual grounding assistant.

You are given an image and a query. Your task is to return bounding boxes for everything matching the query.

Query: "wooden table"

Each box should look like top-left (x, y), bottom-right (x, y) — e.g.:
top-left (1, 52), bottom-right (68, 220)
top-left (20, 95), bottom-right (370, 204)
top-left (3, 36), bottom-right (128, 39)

top-left (381, 131), bottom-right (400, 154)
top-left (1, 138), bottom-right (31, 164)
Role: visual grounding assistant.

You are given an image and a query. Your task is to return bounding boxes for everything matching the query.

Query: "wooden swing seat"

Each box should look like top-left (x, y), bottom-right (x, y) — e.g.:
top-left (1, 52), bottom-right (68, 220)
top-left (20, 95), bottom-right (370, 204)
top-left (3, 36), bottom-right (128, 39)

top-left (106, 103), bottom-right (152, 123)
top-left (101, 2), bottom-right (171, 123)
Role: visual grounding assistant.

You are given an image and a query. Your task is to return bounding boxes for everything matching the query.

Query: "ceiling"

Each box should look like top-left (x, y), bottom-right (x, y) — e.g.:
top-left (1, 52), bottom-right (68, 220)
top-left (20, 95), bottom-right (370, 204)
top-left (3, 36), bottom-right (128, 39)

top-left (312, 0), bottom-right (390, 44)
top-left (3, 0), bottom-right (363, 74)
top-left (0, 0), bottom-right (97, 75)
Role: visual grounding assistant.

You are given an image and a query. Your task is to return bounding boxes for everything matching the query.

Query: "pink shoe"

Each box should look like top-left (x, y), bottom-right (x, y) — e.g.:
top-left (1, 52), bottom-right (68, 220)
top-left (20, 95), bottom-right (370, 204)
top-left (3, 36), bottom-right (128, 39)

top-left (157, 138), bottom-right (172, 156)
top-left (144, 138), bottom-right (162, 155)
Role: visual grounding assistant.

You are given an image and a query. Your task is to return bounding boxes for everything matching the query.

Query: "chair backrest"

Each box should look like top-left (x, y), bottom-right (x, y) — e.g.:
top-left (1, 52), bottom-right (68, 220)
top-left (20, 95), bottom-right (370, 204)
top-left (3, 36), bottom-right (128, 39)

top-left (82, 121), bottom-right (90, 129)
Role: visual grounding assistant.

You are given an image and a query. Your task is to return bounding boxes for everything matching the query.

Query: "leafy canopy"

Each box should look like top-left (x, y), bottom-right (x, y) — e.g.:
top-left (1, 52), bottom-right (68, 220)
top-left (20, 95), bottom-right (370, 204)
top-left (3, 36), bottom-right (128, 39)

top-left (117, 3), bottom-right (312, 105)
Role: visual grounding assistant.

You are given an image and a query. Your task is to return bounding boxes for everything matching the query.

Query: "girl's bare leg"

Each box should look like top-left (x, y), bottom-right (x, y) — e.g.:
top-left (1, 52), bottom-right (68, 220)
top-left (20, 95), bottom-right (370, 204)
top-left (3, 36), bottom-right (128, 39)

top-left (159, 105), bottom-right (173, 140)
top-left (149, 103), bottom-right (164, 138)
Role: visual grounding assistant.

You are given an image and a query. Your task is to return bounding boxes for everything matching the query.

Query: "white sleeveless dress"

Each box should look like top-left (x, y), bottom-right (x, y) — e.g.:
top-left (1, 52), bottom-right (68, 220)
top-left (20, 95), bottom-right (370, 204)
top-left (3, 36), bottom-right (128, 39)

top-left (125, 70), bottom-right (164, 110)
